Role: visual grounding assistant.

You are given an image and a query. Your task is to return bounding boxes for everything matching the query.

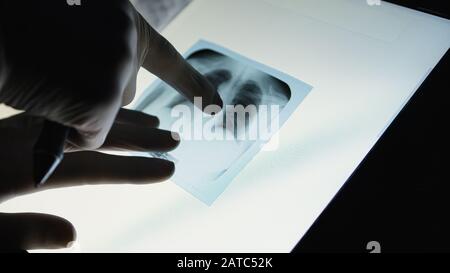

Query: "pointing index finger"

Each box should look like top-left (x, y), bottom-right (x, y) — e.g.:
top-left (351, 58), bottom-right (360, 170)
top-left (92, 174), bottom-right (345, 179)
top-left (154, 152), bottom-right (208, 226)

top-left (136, 14), bottom-right (223, 112)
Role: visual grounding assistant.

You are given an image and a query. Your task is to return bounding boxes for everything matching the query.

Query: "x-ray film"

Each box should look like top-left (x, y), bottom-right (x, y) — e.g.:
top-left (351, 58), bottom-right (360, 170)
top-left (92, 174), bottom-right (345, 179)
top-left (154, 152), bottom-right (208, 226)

top-left (133, 40), bottom-right (312, 205)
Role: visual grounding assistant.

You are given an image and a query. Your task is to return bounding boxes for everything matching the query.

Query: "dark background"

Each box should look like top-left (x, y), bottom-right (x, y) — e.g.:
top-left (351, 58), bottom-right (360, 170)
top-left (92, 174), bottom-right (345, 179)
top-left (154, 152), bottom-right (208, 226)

top-left (383, 0), bottom-right (449, 19)
top-left (294, 1), bottom-right (449, 253)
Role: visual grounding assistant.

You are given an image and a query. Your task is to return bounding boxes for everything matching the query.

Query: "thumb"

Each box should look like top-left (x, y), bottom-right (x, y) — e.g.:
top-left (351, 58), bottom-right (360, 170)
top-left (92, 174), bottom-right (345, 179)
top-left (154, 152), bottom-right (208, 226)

top-left (0, 213), bottom-right (76, 251)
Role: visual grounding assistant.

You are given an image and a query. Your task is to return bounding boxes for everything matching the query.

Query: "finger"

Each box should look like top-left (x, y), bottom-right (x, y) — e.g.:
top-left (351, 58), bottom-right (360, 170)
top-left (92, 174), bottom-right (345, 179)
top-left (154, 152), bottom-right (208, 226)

top-left (65, 101), bottom-right (120, 151)
top-left (115, 108), bottom-right (159, 128)
top-left (101, 122), bottom-right (179, 152)
top-left (0, 213), bottom-right (75, 251)
top-left (0, 114), bottom-right (175, 197)
top-left (44, 152), bottom-right (175, 189)
top-left (136, 14), bottom-right (223, 112)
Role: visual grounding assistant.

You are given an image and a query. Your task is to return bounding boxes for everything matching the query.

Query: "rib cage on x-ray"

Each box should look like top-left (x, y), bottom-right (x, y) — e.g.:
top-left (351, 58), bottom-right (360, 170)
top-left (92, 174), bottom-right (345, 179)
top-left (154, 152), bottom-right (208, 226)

top-left (188, 50), bottom-right (291, 109)
top-left (133, 45), bottom-right (306, 204)
top-left (137, 49), bottom-right (292, 139)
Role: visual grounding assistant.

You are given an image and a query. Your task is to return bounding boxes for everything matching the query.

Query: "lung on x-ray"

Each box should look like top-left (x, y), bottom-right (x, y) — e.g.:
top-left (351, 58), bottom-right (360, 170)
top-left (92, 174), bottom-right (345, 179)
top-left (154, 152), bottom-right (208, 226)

top-left (134, 40), bottom-right (312, 205)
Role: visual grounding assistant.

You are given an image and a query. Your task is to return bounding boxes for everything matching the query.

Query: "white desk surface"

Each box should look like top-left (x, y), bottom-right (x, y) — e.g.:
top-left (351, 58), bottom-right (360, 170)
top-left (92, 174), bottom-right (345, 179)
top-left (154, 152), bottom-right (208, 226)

top-left (1, 0), bottom-right (449, 252)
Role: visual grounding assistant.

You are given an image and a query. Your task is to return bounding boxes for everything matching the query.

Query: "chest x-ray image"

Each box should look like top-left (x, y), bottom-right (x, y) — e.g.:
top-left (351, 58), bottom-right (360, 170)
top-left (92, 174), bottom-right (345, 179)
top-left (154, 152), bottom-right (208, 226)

top-left (134, 40), bottom-right (312, 204)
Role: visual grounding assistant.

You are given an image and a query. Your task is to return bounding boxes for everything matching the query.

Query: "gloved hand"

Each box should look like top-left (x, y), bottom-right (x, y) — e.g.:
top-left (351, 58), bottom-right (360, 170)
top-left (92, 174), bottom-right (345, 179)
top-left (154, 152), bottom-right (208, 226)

top-left (0, 0), bottom-right (223, 251)
top-left (0, 0), bottom-right (222, 150)
top-left (0, 109), bottom-right (179, 251)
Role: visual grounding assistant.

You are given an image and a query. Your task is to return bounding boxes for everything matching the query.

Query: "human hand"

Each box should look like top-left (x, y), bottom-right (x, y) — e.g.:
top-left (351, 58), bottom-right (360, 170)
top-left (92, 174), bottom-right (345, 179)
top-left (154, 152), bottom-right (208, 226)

top-left (0, 0), bottom-right (222, 150)
top-left (0, 109), bottom-right (179, 251)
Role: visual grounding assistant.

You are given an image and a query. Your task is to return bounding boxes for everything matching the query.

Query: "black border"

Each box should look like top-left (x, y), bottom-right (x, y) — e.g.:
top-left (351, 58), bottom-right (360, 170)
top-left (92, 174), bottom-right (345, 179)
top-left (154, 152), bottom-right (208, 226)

top-left (293, 1), bottom-right (449, 253)
top-left (383, 0), bottom-right (449, 19)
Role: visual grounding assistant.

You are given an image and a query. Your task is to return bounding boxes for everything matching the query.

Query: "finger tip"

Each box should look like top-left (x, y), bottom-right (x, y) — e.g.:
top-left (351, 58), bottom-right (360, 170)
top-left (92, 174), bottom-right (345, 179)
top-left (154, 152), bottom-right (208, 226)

top-left (30, 214), bottom-right (77, 250)
top-left (171, 131), bottom-right (181, 142)
top-left (201, 77), bottom-right (223, 114)
top-left (203, 99), bottom-right (223, 116)
top-left (162, 131), bottom-right (181, 152)
top-left (149, 159), bottom-right (175, 182)
top-left (135, 158), bottom-right (176, 183)
top-left (55, 217), bottom-right (77, 247)
top-left (149, 116), bottom-right (160, 127)
top-left (213, 93), bottom-right (223, 110)
top-left (166, 160), bottom-right (176, 178)
top-left (162, 159), bottom-right (175, 175)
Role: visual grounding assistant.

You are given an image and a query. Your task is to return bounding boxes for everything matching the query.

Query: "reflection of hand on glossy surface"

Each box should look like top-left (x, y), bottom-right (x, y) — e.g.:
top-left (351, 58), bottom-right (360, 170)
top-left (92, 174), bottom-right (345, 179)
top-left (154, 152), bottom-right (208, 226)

top-left (0, 109), bottom-right (179, 251)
